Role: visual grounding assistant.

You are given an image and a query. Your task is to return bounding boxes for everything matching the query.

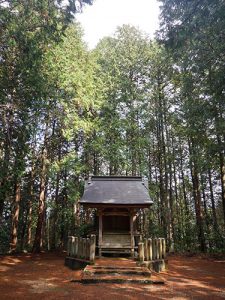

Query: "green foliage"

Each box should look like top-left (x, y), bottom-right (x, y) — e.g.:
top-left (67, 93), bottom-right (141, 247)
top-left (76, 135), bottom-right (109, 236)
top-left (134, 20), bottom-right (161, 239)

top-left (75, 223), bottom-right (95, 237)
top-left (0, 222), bottom-right (10, 254)
top-left (92, 25), bottom-right (154, 175)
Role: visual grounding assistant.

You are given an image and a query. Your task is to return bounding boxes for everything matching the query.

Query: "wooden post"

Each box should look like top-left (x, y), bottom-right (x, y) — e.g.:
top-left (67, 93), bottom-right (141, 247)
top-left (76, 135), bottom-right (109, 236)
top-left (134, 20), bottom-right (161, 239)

top-left (99, 211), bottom-right (103, 257)
top-left (81, 238), bottom-right (84, 258)
top-left (83, 238), bottom-right (87, 259)
top-left (90, 234), bottom-right (96, 263)
top-left (138, 242), bottom-right (144, 262)
top-left (70, 236), bottom-right (73, 256)
top-left (130, 211), bottom-right (135, 257)
top-left (74, 236), bottom-right (78, 257)
top-left (144, 239), bottom-right (149, 261)
top-left (67, 236), bottom-right (72, 256)
top-left (156, 238), bottom-right (160, 260)
top-left (152, 238), bottom-right (157, 260)
top-left (78, 237), bottom-right (82, 258)
top-left (148, 238), bottom-right (152, 261)
top-left (162, 238), bottom-right (166, 259)
top-left (77, 237), bottom-right (79, 258)
top-left (152, 238), bottom-right (155, 260)
top-left (71, 236), bottom-right (75, 257)
top-left (159, 238), bottom-right (163, 259)
top-left (86, 238), bottom-right (90, 260)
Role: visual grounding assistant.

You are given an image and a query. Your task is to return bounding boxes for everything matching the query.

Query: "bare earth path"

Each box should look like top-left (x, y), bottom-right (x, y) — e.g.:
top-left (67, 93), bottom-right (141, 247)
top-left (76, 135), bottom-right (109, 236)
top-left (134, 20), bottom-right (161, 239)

top-left (0, 252), bottom-right (225, 300)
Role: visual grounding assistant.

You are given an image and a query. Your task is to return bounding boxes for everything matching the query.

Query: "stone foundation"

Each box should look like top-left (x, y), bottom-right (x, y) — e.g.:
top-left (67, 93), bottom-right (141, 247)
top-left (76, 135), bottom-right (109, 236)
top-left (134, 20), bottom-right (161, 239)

top-left (137, 259), bottom-right (168, 273)
top-left (65, 256), bottom-right (93, 270)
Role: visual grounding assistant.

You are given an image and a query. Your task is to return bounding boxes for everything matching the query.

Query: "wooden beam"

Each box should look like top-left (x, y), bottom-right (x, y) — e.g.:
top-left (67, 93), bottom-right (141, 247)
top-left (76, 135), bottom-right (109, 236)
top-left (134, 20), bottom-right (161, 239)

top-left (101, 211), bottom-right (129, 216)
top-left (130, 210), bottom-right (135, 258)
top-left (98, 210), bottom-right (103, 257)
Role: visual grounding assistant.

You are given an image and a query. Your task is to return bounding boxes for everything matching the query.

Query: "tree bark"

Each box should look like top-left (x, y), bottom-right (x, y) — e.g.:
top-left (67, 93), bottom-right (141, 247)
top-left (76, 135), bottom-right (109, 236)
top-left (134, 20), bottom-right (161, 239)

top-left (0, 110), bottom-right (12, 220)
top-left (189, 140), bottom-right (206, 252)
top-left (208, 168), bottom-right (219, 233)
top-left (217, 135), bottom-right (225, 226)
top-left (32, 147), bottom-right (48, 253)
top-left (10, 180), bottom-right (21, 252)
top-left (27, 167), bottom-right (35, 247)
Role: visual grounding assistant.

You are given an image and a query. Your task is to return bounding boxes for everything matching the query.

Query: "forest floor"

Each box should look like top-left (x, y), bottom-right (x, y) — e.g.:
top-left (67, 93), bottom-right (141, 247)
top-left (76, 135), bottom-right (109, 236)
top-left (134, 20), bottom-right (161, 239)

top-left (0, 252), bottom-right (225, 300)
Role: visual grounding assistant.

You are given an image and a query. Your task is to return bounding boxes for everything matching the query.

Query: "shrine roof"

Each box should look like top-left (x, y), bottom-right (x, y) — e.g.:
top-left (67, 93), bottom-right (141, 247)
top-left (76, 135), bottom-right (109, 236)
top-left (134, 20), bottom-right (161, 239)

top-left (79, 176), bottom-right (153, 207)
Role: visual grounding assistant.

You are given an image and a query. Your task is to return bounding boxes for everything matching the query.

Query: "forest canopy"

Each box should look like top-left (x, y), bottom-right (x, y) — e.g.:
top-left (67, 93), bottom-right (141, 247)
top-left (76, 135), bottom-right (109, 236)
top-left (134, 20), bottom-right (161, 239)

top-left (0, 0), bottom-right (225, 254)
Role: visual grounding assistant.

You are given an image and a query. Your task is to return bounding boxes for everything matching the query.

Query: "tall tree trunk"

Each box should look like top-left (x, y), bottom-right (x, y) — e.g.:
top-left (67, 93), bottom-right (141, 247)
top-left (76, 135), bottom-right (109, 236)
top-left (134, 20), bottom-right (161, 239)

top-left (179, 141), bottom-right (192, 248)
top-left (201, 174), bottom-right (210, 248)
top-left (51, 171), bottom-right (60, 249)
top-left (179, 142), bottom-right (189, 212)
top-left (32, 147), bottom-right (48, 253)
top-left (27, 201), bottom-right (33, 248)
top-left (208, 168), bottom-right (219, 233)
top-left (189, 140), bottom-right (206, 252)
top-left (157, 73), bottom-right (172, 248)
top-left (0, 110), bottom-right (12, 220)
top-left (27, 167), bottom-right (35, 247)
top-left (10, 180), bottom-right (21, 252)
top-left (209, 65), bottom-right (225, 226)
top-left (217, 134), bottom-right (225, 226)
top-left (20, 211), bottom-right (27, 252)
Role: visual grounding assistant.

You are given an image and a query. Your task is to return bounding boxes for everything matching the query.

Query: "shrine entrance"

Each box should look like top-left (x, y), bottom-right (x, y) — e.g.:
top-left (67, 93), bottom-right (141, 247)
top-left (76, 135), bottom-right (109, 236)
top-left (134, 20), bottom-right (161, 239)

top-left (79, 176), bottom-right (153, 257)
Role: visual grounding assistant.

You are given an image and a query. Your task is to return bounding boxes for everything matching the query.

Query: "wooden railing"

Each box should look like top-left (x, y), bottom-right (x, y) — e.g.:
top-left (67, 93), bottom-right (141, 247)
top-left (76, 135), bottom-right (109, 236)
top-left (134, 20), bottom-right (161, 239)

top-left (67, 235), bottom-right (96, 263)
top-left (138, 238), bottom-right (166, 262)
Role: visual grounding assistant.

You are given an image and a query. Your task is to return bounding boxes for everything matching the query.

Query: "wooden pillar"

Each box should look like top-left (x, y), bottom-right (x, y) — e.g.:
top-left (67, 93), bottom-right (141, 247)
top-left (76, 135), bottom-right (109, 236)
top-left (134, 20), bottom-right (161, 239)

top-left (138, 242), bottom-right (144, 262)
top-left (71, 236), bottom-right (75, 257)
top-left (159, 238), bottom-right (163, 259)
top-left (130, 210), bottom-right (135, 258)
top-left (67, 236), bottom-right (72, 256)
top-left (86, 238), bottom-right (90, 260)
top-left (152, 238), bottom-right (156, 260)
top-left (90, 234), bottom-right (96, 263)
top-left (144, 239), bottom-right (149, 261)
top-left (148, 238), bottom-right (152, 261)
top-left (156, 238), bottom-right (160, 260)
top-left (98, 210), bottom-right (103, 257)
top-left (162, 238), bottom-right (166, 259)
top-left (74, 236), bottom-right (78, 257)
top-left (78, 237), bottom-right (82, 258)
top-left (83, 238), bottom-right (87, 259)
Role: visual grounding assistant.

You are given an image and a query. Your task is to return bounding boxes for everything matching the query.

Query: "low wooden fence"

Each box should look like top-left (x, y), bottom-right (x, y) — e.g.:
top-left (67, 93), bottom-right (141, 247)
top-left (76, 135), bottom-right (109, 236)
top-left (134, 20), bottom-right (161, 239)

top-left (67, 235), bottom-right (96, 263)
top-left (138, 238), bottom-right (166, 262)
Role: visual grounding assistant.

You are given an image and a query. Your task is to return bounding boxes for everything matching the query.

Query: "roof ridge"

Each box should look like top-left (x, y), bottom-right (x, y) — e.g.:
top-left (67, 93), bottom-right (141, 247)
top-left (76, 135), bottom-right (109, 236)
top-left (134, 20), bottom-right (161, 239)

top-left (91, 176), bottom-right (142, 181)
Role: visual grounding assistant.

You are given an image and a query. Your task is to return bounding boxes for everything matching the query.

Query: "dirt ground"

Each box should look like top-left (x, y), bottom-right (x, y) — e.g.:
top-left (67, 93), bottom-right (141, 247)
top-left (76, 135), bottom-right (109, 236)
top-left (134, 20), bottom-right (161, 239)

top-left (0, 252), bottom-right (225, 300)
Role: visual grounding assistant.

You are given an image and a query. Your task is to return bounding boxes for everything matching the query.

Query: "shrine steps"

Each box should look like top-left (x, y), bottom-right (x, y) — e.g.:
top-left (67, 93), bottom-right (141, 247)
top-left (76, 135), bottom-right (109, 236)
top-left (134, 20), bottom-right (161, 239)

top-left (81, 265), bottom-right (164, 284)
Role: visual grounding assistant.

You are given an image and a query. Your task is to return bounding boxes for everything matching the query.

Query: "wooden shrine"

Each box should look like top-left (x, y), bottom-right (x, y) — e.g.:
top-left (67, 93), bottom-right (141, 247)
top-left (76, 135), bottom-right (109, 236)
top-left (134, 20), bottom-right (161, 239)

top-left (79, 176), bottom-right (153, 257)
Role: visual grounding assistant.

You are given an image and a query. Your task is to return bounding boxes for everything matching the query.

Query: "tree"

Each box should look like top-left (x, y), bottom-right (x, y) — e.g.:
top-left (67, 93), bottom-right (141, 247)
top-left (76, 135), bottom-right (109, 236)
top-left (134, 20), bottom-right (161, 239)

top-left (94, 25), bottom-right (152, 175)
top-left (0, 0), bottom-right (93, 253)
top-left (159, 0), bottom-right (225, 229)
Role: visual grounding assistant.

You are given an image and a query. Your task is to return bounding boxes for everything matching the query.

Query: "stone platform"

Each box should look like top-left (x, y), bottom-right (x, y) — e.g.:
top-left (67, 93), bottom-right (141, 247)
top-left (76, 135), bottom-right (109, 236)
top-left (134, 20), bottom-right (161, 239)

top-left (137, 259), bottom-right (168, 273)
top-left (71, 257), bottom-right (165, 284)
top-left (65, 256), bottom-right (93, 270)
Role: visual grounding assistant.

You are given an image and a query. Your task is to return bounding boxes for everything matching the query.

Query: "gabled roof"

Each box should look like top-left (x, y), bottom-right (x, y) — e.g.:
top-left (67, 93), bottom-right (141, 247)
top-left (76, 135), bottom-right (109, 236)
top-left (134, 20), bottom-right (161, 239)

top-left (80, 176), bottom-right (153, 207)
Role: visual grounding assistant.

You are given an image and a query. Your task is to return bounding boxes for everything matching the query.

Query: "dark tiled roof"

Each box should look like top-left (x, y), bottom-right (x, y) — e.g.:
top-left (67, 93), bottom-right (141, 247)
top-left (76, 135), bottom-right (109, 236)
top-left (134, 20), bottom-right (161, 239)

top-left (80, 176), bottom-right (153, 206)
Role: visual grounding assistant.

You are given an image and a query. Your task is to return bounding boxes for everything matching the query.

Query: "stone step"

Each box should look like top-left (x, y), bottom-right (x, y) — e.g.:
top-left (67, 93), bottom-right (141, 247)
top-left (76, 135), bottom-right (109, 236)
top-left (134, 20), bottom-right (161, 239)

top-left (83, 267), bottom-right (151, 277)
top-left (81, 277), bottom-right (161, 284)
top-left (85, 265), bottom-right (151, 276)
top-left (79, 264), bottom-right (164, 284)
top-left (93, 265), bottom-right (142, 270)
top-left (80, 274), bottom-right (164, 284)
top-left (89, 270), bottom-right (151, 276)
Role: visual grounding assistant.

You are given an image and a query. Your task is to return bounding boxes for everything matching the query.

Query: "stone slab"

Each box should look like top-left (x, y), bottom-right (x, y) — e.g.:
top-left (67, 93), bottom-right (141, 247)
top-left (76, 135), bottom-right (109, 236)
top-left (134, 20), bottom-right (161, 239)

top-left (65, 256), bottom-right (93, 270)
top-left (137, 259), bottom-right (168, 272)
